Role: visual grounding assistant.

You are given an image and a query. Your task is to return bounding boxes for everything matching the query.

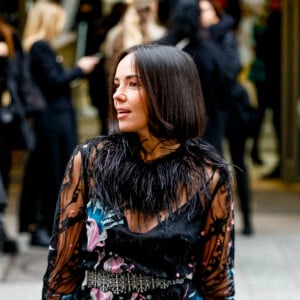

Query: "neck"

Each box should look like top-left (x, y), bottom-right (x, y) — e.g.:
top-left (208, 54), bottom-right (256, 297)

top-left (140, 138), bottom-right (180, 161)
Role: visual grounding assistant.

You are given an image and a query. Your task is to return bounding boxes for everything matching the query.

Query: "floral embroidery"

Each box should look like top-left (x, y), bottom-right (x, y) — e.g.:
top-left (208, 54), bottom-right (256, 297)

top-left (86, 200), bottom-right (124, 252)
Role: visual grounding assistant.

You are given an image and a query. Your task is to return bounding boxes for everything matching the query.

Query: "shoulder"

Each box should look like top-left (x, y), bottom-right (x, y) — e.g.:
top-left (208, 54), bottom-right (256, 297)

top-left (185, 138), bottom-right (230, 173)
top-left (78, 134), bottom-right (126, 159)
top-left (186, 138), bottom-right (223, 162)
top-left (210, 14), bottom-right (235, 36)
top-left (154, 31), bottom-right (178, 46)
top-left (29, 40), bottom-right (54, 58)
top-left (186, 138), bottom-right (232, 187)
top-left (30, 40), bottom-right (50, 51)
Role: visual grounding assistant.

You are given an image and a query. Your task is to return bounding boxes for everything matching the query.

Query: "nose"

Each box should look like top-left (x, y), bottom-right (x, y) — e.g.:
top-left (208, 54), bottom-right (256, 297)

top-left (113, 86), bottom-right (126, 102)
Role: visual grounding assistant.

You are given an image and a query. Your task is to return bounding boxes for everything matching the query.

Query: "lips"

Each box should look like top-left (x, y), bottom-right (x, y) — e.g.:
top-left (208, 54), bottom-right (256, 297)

top-left (116, 108), bottom-right (131, 119)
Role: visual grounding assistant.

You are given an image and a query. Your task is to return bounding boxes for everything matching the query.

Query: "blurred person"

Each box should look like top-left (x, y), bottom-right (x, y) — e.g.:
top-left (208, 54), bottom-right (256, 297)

top-left (0, 17), bottom-right (19, 192)
top-left (85, 1), bottom-right (129, 135)
top-left (42, 43), bottom-right (235, 300)
top-left (84, 1), bottom-right (128, 54)
top-left (248, 3), bottom-right (269, 165)
top-left (249, 0), bottom-right (281, 177)
top-left (101, 0), bottom-right (166, 73)
top-left (215, 0), bottom-right (242, 29)
top-left (19, 0), bottom-right (100, 247)
top-left (199, 0), bottom-right (254, 235)
top-left (0, 16), bottom-right (32, 190)
top-left (261, 0), bottom-right (281, 178)
top-left (89, 0), bottom-right (166, 136)
top-left (199, 0), bottom-right (241, 80)
top-left (0, 15), bottom-right (33, 254)
top-left (75, 0), bottom-right (103, 54)
top-left (156, 0), bottom-right (234, 155)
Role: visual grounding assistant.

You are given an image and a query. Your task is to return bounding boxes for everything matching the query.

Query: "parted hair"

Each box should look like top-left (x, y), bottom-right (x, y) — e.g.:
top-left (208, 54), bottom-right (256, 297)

top-left (108, 44), bottom-right (206, 141)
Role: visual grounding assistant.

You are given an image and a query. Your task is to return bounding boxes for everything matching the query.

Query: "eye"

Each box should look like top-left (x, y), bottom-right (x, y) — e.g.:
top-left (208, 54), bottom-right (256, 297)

top-left (129, 80), bottom-right (142, 89)
top-left (129, 81), bottom-right (138, 88)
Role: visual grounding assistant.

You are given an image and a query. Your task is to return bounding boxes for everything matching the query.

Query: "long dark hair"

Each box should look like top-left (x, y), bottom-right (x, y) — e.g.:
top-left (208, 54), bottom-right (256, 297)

top-left (108, 44), bottom-right (206, 142)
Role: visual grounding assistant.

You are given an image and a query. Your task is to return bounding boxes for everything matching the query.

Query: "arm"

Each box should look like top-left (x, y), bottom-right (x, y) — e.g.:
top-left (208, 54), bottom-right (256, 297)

top-left (195, 170), bottom-right (235, 300)
top-left (42, 144), bottom-right (88, 300)
top-left (30, 41), bottom-right (84, 88)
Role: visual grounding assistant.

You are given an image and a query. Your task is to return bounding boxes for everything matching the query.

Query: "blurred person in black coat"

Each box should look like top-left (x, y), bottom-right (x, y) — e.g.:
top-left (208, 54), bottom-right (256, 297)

top-left (199, 0), bottom-right (254, 235)
top-left (19, 1), bottom-right (99, 247)
top-left (0, 16), bottom-right (30, 254)
top-left (0, 16), bottom-right (23, 194)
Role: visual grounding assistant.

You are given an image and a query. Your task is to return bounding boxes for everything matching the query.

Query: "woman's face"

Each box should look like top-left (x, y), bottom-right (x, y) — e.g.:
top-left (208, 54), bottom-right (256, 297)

top-left (199, 0), bottom-right (219, 28)
top-left (113, 52), bottom-right (149, 138)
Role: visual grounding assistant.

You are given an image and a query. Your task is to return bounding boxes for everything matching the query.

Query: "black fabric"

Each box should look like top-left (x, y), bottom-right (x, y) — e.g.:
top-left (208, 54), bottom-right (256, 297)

top-left (228, 83), bottom-right (259, 138)
top-left (42, 135), bottom-right (235, 299)
top-left (0, 110), bottom-right (35, 150)
top-left (28, 40), bottom-right (83, 112)
top-left (21, 55), bottom-right (47, 116)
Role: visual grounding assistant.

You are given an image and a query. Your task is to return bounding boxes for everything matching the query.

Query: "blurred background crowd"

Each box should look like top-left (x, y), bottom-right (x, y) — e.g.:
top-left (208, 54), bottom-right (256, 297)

top-left (0, 0), bottom-right (287, 254)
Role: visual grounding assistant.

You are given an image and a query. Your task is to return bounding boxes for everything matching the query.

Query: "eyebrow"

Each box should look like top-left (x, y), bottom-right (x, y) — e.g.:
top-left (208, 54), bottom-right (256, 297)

top-left (114, 74), bottom-right (141, 81)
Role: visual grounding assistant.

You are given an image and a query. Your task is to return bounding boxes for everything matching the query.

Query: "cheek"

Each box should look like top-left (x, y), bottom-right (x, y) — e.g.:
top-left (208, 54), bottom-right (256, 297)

top-left (142, 110), bottom-right (149, 125)
top-left (138, 92), bottom-right (148, 119)
top-left (137, 104), bottom-right (148, 125)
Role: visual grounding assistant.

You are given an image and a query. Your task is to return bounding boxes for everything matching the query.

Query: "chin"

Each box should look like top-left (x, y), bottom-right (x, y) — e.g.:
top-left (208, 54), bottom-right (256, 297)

top-left (119, 127), bottom-right (135, 133)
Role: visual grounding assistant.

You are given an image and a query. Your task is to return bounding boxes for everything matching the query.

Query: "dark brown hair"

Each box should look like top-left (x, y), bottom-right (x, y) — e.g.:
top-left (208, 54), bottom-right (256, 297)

top-left (107, 44), bottom-right (206, 141)
top-left (0, 17), bottom-right (15, 57)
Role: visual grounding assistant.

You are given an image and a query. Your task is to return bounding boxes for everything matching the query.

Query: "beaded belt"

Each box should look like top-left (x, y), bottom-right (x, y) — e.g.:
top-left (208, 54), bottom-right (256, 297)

top-left (86, 269), bottom-right (185, 295)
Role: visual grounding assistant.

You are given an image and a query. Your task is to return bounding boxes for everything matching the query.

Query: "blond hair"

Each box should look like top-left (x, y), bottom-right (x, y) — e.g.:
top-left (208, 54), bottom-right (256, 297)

top-left (23, 1), bottom-right (66, 51)
top-left (101, 1), bottom-right (165, 73)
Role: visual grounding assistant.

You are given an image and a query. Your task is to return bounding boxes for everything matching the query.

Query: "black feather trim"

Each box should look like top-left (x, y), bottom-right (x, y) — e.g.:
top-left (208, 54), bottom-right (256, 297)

top-left (85, 134), bottom-right (231, 218)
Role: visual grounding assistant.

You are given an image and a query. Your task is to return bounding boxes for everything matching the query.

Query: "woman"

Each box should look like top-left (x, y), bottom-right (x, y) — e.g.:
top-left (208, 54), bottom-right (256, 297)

top-left (0, 16), bottom-right (28, 254)
top-left (199, 0), bottom-right (254, 235)
top-left (19, 1), bottom-right (99, 247)
top-left (199, 0), bottom-right (241, 80)
top-left (42, 44), bottom-right (235, 299)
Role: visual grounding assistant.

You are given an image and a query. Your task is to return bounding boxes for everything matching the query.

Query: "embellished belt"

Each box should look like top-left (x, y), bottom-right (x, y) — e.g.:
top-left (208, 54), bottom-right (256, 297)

top-left (86, 269), bottom-right (185, 295)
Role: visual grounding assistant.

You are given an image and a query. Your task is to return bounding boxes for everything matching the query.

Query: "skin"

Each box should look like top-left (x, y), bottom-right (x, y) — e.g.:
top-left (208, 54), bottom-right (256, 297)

top-left (0, 41), bottom-right (8, 57)
top-left (113, 52), bottom-right (180, 161)
top-left (199, 0), bottom-right (220, 28)
top-left (113, 53), bottom-right (149, 138)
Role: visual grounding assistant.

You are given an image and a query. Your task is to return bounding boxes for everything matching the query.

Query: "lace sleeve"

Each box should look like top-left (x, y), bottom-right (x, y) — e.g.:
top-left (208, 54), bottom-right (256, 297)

top-left (42, 144), bottom-right (88, 300)
top-left (195, 170), bottom-right (235, 300)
